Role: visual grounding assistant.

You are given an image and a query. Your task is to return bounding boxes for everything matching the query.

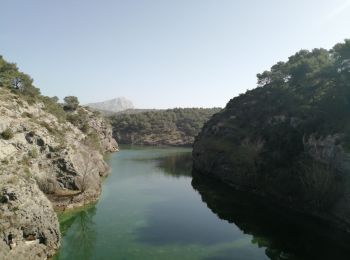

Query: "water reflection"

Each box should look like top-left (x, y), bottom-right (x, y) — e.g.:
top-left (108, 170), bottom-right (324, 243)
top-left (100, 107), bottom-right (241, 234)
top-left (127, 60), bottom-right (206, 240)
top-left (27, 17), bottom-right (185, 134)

top-left (131, 149), bottom-right (193, 178)
top-left (135, 197), bottom-right (243, 246)
top-left (56, 206), bottom-right (97, 260)
top-left (192, 174), bottom-right (350, 260)
top-left (156, 152), bottom-right (193, 177)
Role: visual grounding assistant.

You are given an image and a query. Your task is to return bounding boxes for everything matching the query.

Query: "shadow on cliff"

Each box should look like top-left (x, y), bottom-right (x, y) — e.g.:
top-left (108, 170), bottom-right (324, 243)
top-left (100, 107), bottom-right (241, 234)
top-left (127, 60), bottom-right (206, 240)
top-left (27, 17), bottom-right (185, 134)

top-left (191, 174), bottom-right (350, 260)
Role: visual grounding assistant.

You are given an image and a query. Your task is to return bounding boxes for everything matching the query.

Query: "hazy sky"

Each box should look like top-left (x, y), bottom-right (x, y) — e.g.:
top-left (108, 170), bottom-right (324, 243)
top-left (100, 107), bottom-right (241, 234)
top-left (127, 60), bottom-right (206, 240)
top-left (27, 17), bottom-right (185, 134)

top-left (1, 0), bottom-right (350, 108)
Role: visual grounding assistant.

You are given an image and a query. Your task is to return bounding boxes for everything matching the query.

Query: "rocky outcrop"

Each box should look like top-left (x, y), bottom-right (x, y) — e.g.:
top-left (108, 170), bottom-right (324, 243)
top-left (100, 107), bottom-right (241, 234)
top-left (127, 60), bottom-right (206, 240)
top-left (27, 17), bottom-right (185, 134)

top-left (193, 42), bottom-right (350, 231)
top-left (82, 107), bottom-right (119, 153)
top-left (193, 97), bottom-right (350, 230)
top-left (0, 176), bottom-right (60, 260)
top-left (0, 88), bottom-right (118, 258)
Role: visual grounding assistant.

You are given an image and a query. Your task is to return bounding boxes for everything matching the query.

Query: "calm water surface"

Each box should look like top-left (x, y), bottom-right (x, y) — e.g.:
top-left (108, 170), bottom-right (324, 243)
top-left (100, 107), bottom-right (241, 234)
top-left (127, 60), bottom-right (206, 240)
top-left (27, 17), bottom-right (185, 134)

top-left (55, 146), bottom-right (350, 260)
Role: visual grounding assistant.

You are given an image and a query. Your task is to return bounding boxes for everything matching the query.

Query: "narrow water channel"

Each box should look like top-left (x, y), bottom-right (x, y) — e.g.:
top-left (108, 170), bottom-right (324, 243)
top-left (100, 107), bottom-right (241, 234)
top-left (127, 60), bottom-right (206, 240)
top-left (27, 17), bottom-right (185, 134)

top-left (55, 146), bottom-right (350, 260)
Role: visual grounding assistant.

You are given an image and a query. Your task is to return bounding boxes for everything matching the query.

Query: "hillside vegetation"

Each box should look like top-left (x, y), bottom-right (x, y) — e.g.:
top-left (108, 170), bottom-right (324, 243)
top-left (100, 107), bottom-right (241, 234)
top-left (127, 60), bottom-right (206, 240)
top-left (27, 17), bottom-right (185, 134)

top-left (110, 108), bottom-right (221, 146)
top-left (193, 40), bottom-right (350, 228)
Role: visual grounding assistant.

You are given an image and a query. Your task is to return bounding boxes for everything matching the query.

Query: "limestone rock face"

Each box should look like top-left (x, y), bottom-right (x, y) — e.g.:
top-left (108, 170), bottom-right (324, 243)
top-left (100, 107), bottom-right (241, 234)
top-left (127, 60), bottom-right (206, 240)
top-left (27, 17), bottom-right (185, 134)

top-left (193, 85), bottom-right (350, 231)
top-left (0, 88), bottom-right (118, 258)
top-left (0, 176), bottom-right (60, 259)
top-left (82, 107), bottom-right (119, 152)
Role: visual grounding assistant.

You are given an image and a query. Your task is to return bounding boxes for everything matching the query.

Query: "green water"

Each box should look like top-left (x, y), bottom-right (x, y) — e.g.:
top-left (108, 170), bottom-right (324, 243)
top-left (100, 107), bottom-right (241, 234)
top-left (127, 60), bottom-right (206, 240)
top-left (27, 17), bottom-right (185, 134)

top-left (55, 146), bottom-right (350, 260)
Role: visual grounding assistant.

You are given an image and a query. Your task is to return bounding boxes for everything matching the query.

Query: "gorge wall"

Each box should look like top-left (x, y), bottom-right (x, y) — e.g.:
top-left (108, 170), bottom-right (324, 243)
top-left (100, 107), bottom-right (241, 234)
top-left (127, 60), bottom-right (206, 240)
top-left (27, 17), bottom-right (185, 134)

top-left (0, 56), bottom-right (118, 259)
top-left (193, 40), bottom-right (350, 230)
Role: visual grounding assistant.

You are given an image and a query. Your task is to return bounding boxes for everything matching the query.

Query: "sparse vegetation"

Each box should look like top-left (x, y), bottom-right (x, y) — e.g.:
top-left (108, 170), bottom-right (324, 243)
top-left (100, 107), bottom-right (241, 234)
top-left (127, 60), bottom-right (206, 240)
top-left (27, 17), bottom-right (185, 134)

top-left (66, 108), bottom-right (91, 133)
top-left (77, 152), bottom-right (97, 192)
top-left (28, 147), bottom-right (39, 158)
top-left (38, 121), bottom-right (63, 138)
top-left (40, 96), bottom-right (66, 122)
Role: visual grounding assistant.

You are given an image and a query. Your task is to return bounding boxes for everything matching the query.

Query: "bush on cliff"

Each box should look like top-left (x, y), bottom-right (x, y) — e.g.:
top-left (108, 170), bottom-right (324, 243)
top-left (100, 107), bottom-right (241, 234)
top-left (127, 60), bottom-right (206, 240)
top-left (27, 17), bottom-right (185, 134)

top-left (1, 128), bottom-right (14, 140)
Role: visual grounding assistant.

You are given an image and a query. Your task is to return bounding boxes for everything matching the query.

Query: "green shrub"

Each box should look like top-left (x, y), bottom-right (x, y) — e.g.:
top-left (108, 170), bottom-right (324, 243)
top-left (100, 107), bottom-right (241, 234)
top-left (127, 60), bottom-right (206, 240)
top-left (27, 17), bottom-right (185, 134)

top-left (24, 167), bottom-right (32, 180)
top-left (21, 155), bottom-right (30, 166)
top-left (40, 96), bottom-right (66, 122)
top-left (1, 159), bottom-right (9, 165)
top-left (63, 96), bottom-right (80, 111)
top-left (28, 148), bottom-right (39, 158)
top-left (66, 113), bottom-right (80, 126)
top-left (67, 109), bottom-right (91, 133)
top-left (80, 123), bottom-right (90, 133)
top-left (21, 112), bottom-right (33, 118)
top-left (1, 128), bottom-right (14, 140)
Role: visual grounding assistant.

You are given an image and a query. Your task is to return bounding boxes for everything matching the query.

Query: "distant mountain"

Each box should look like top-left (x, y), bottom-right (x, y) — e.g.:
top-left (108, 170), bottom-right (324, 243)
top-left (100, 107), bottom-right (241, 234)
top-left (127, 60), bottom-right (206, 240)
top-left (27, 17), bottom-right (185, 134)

top-left (87, 97), bottom-right (134, 113)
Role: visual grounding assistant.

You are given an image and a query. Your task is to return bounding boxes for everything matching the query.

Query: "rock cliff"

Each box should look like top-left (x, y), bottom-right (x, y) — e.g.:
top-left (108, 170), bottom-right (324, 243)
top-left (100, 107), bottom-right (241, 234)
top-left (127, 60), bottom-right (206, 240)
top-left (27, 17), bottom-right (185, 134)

top-left (0, 87), bottom-right (118, 258)
top-left (193, 40), bottom-right (350, 230)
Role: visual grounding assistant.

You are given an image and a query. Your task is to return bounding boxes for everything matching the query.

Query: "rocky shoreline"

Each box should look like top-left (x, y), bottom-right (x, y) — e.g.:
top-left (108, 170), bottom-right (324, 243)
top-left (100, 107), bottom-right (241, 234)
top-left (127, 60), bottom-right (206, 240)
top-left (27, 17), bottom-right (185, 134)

top-left (0, 88), bottom-right (118, 259)
top-left (48, 167), bottom-right (111, 212)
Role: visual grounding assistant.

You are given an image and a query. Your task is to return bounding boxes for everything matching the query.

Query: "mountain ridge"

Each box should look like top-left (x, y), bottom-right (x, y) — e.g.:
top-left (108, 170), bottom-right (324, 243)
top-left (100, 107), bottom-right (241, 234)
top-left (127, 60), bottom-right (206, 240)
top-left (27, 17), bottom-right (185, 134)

top-left (87, 97), bottom-right (134, 113)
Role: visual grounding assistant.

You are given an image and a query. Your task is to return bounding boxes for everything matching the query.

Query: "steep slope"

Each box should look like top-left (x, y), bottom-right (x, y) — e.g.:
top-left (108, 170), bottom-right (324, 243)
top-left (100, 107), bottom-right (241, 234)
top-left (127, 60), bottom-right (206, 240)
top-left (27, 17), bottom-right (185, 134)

top-left (87, 97), bottom-right (134, 113)
top-left (193, 40), bottom-right (350, 229)
top-left (0, 57), bottom-right (118, 259)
